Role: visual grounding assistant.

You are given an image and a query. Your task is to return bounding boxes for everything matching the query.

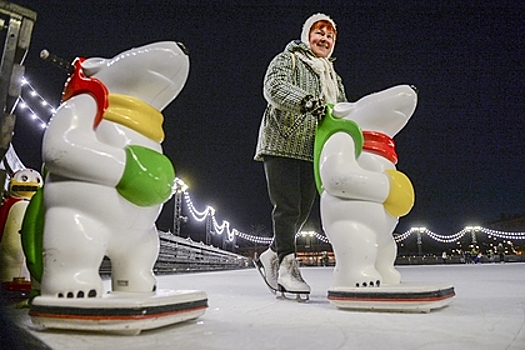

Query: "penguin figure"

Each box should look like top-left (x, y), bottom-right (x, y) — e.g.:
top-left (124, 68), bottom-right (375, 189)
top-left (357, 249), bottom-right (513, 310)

top-left (0, 169), bottom-right (43, 285)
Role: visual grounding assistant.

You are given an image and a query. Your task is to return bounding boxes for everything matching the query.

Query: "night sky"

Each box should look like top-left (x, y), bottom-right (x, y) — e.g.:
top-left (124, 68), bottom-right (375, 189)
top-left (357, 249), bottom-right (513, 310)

top-left (9, 1), bottom-right (525, 239)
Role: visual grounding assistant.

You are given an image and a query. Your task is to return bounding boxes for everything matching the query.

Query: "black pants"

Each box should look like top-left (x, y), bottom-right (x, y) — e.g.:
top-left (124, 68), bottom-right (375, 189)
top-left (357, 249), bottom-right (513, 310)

top-left (263, 156), bottom-right (317, 262)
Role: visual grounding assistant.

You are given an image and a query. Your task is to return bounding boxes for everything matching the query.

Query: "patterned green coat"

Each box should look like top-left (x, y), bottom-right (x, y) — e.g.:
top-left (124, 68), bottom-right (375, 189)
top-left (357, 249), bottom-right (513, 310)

top-left (254, 40), bottom-right (347, 162)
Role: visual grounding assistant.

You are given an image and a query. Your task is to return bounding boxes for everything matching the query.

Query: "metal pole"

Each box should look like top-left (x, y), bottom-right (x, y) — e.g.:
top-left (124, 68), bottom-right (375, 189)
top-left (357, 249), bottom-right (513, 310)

top-left (0, 2), bottom-right (36, 198)
top-left (172, 186), bottom-right (183, 236)
top-left (416, 231), bottom-right (422, 256)
top-left (205, 212), bottom-right (212, 246)
top-left (471, 229), bottom-right (477, 245)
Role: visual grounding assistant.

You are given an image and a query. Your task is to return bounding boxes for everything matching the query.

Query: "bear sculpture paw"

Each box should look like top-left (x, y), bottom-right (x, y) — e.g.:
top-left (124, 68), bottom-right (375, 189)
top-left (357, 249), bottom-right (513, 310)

top-left (56, 289), bottom-right (98, 298)
top-left (355, 280), bottom-right (381, 288)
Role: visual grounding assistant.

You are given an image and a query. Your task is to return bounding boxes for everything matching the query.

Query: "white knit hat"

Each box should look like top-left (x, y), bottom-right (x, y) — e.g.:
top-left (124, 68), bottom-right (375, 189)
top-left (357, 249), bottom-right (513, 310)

top-left (300, 13), bottom-right (337, 58)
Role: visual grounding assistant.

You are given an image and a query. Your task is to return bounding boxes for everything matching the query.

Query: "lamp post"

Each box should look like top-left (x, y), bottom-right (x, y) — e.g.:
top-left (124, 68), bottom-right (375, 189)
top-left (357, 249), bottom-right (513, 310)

top-left (300, 231), bottom-right (316, 249)
top-left (173, 178), bottom-right (188, 236)
top-left (466, 226), bottom-right (481, 246)
top-left (300, 231), bottom-right (316, 265)
top-left (205, 207), bottom-right (215, 246)
top-left (411, 227), bottom-right (426, 257)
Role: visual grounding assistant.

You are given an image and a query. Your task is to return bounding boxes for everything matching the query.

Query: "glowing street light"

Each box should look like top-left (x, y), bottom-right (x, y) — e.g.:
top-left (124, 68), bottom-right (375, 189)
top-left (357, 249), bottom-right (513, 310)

top-left (300, 231), bottom-right (316, 252)
top-left (300, 231), bottom-right (316, 237)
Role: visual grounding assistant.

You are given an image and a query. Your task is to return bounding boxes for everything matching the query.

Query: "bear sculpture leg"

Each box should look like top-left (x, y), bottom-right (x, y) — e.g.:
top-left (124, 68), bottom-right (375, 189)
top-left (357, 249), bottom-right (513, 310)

top-left (41, 207), bottom-right (106, 298)
top-left (327, 221), bottom-right (382, 290)
top-left (107, 227), bottom-right (158, 293)
top-left (375, 231), bottom-right (401, 285)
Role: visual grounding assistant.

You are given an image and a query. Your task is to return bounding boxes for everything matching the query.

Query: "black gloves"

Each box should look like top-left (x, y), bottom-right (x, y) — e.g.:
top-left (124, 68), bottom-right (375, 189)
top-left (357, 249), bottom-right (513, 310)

top-left (301, 95), bottom-right (326, 121)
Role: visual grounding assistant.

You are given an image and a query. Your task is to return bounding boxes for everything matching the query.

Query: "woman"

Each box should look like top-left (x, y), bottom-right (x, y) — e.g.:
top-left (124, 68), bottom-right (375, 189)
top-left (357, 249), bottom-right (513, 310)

top-left (254, 13), bottom-right (347, 296)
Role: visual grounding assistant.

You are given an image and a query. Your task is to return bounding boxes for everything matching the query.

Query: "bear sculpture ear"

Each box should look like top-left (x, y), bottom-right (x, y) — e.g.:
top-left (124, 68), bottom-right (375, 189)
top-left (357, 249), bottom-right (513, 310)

top-left (81, 58), bottom-right (107, 76)
top-left (332, 102), bottom-right (355, 119)
top-left (176, 42), bottom-right (189, 56)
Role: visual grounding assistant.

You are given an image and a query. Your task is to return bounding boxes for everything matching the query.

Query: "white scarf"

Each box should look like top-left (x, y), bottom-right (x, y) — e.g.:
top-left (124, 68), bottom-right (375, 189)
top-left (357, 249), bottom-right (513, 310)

top-left (295, 52), bottom-right (339, 104)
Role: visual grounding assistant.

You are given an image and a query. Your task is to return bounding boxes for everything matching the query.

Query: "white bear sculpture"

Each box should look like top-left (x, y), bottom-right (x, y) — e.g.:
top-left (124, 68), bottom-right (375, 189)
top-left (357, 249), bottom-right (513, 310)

top-left (315, 85), bottom-right (454, 312)
top-left (24, 41), bottom-right (207, 333)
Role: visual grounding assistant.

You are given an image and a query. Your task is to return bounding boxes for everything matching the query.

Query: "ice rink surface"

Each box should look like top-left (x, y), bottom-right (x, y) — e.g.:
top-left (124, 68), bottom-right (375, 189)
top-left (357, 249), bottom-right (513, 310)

top-left (5, 263), bottom-right (525, 349)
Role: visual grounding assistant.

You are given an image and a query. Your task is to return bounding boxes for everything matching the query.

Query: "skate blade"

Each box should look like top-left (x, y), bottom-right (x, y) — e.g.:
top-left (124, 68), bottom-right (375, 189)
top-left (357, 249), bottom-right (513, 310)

top-left (277, 285), bottom-right (310, 302)
top-left (253, 260), bottom-right (277, 294)
top-left (276, 291), bottom-right (310, 302)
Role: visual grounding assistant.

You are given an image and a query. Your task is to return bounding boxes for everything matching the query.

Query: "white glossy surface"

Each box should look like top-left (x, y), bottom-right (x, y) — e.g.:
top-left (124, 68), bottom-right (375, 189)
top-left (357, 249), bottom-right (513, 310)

top-left (81, 41), bottom-right (189, 111)
top-left (332, 85), bottom-right (417, 137)
top-left (30, 290), bottom-right (207, 335)
top-left (319, 85), bottom-right (417, 290)
top-left (6, 263), bottom-right (525, 349)
top-left (328, 281), bottom-right (454, 312)
top-left (40, 42), bottom-right (189, 299)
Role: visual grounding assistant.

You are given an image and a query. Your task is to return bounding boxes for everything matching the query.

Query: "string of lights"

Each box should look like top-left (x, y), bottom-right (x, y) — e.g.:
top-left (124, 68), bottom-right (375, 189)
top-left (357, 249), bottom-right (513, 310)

top-left (183, 186), bottom-right (525, 247)
top-left (394, 227), bottom-right (525, 244)
top-left (15, 77), bottom-right (56, 129)
top-left (393, 230), bottom-right (413, 242)
top-left (183, 190), bottom-right (269, 244)
top-left (183, 191), bottom-right (213, 222)
top-left (481, 227), bottom-right (525, 240)
top-left (425, 229), bottom-right (468, 244)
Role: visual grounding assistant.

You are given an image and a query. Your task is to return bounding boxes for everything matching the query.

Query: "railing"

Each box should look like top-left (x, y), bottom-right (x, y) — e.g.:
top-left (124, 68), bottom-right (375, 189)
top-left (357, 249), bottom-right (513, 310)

top-left (100, 231), bottom-right (251, 275)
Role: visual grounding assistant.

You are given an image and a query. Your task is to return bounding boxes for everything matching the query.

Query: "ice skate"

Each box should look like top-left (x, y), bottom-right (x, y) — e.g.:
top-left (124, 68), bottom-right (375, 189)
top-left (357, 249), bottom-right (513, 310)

top-left (254, 248), bottom-right (279, 293)
top-left (277, 254), bottom-right (310, 302)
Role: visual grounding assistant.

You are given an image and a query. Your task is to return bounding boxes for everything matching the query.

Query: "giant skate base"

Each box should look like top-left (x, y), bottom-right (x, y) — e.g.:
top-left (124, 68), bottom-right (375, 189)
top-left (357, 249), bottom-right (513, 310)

top-left (4, 263), bottom-right (525, 349)
top-left (328, 282), bottom-right (455, 313)
top-left (29, 289), bottom-right (208, 335)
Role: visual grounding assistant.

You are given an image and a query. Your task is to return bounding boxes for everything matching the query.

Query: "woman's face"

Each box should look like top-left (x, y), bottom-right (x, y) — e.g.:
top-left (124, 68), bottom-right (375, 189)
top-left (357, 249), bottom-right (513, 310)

top-left (309, 26), bottom-right (335, 58)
